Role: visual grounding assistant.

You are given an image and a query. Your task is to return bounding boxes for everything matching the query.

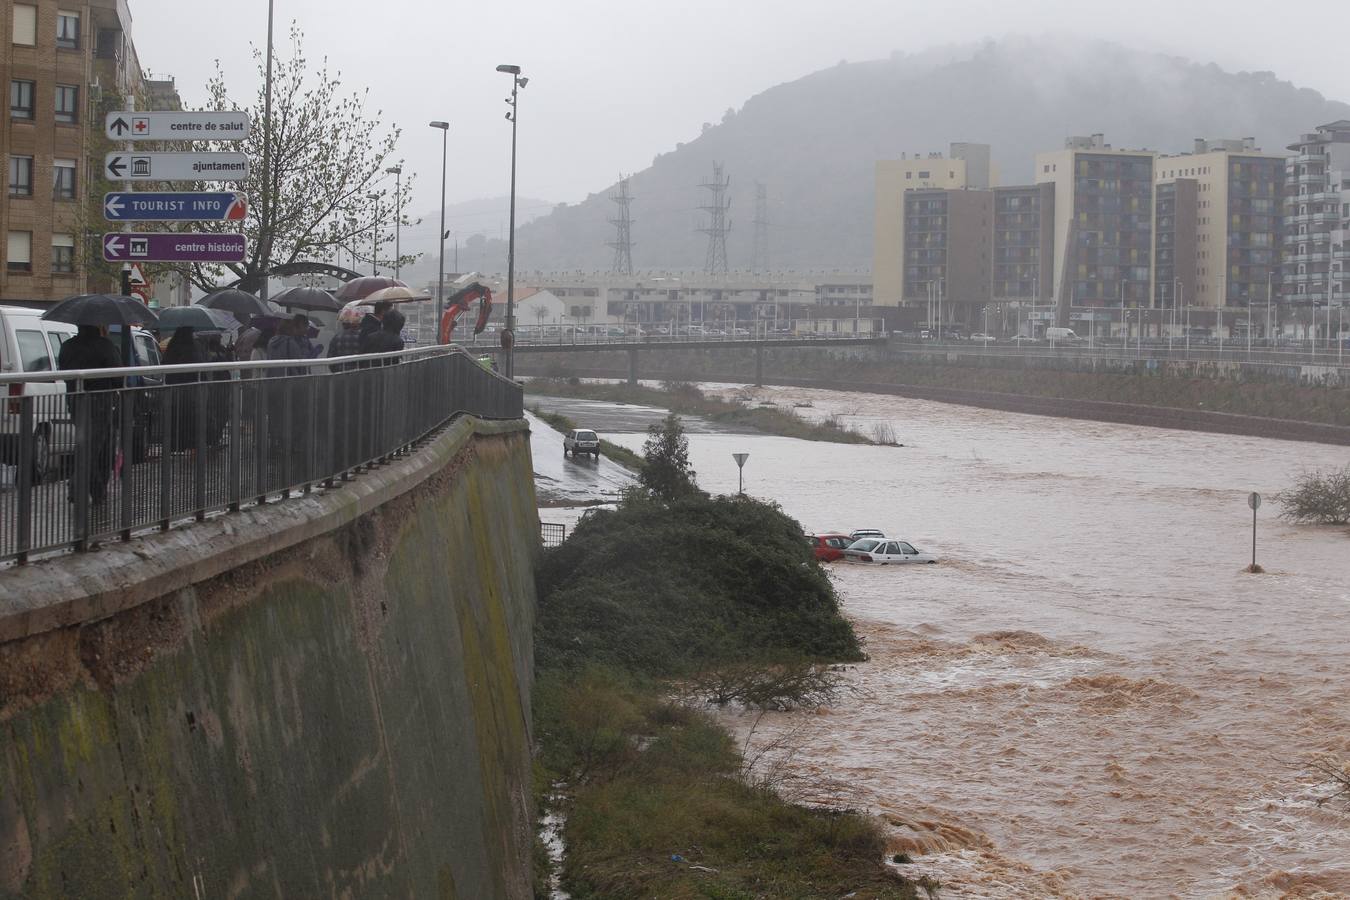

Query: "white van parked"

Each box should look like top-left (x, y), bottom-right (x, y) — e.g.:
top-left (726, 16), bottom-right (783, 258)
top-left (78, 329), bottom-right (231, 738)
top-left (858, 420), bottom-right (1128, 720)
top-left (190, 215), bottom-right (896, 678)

top-left (1045, 326), bottom-right (1079, 342)
top-left (0, 306), bottom-right (77, 482)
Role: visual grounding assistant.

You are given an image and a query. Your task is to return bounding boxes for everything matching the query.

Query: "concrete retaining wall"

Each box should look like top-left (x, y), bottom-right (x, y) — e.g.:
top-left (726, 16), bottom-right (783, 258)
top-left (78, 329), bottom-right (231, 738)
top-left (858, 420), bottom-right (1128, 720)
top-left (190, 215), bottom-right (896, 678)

top-left (0, 417), bottom-right (538, 899)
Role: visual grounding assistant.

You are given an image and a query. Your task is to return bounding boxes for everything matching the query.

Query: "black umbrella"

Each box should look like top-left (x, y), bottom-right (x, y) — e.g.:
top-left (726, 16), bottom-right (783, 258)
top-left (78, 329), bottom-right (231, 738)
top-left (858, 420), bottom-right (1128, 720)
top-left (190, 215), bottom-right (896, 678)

top-left (198, 288), bottom-right (271, 319)
top-left (155, 305), bottom-right (241, 334)
top-left (271, 285), bottom-right (341, 312)
top-left (42, 293), bottom-right (160, 328)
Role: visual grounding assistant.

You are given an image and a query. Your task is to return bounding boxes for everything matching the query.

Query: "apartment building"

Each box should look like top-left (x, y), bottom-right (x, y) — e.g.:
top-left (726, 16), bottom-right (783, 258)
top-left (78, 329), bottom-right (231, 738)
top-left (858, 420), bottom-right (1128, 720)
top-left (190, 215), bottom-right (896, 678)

top-left (900, 188), bottom-right (992, 311)
top-left (991, 182), bottom-right (1055, 304)
top-left (1, 0), bottom-right (150, 304)
top-left (1154, 138), bottom-right (1284, 317)
top-left (1035, 134), bottom-right (1156, 314)
top-left (1283, 120), bottom-right (1350, 308)
top-left (873, 142), bottom-right (992, 305)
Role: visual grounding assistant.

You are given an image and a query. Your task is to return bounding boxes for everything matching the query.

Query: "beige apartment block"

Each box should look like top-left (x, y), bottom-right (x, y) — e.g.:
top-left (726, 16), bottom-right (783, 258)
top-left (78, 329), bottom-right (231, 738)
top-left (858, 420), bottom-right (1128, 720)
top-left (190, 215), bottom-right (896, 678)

top-left (1035, 134), bottom-right (1156, 316)
top-left (873, 142), bottom-right (992, 306)
top-left (1155, 138), bottom-right (1285, 311)
top-left (1, 0), bottom-right (147, 304)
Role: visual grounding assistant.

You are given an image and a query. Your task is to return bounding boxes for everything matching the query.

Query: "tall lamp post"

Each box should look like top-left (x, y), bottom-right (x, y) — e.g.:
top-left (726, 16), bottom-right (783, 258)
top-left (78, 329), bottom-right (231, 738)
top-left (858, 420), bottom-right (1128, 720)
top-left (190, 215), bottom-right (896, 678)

top-left (497, 63), bottom-right (529, 378)
top-left (366, 192), bottom-right (380, 275)
top-left (259, 0), bottom-right (275, 302)
top-left (385, 165), bottom-right (402, 280)
top-left (429, 121), bottom-right (449, 336)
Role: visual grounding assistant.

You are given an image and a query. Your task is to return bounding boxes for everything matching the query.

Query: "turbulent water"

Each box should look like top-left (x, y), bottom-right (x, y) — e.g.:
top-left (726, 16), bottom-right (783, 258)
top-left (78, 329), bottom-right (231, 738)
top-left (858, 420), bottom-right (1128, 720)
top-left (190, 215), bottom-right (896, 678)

top-left (535, 384), bottom-right (1350, 898)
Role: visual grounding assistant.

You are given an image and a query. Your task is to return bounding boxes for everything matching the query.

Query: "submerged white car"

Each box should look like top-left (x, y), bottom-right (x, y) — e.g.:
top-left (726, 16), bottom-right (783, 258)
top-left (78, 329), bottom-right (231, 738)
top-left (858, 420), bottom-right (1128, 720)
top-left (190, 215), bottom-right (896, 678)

top-left (842, 538), bottom-right (938, 565)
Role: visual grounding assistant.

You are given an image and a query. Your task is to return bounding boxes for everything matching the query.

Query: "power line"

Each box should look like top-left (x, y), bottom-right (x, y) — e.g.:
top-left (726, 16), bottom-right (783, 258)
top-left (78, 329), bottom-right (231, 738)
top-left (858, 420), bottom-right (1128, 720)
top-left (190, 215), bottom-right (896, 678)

top-left (752, 182), bottom-right (768, 274)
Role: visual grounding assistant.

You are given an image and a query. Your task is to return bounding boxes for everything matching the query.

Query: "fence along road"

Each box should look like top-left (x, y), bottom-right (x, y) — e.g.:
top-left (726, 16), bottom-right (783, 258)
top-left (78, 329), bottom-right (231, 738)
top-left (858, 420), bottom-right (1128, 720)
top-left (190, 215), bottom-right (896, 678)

top-left (0, 346), bottom-right (522, 565)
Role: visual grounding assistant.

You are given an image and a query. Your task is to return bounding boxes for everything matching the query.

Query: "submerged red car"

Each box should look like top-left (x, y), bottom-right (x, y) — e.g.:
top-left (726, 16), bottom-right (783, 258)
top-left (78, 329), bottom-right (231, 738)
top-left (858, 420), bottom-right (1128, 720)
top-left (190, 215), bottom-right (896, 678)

top-left (807, 533), bottom-right (854, 562)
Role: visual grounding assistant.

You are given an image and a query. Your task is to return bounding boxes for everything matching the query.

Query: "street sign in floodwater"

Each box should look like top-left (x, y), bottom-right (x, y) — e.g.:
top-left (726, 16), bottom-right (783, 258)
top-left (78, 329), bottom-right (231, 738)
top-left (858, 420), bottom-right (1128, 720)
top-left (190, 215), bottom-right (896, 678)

top-left (105, 110), bottom-right (250, 141)
top-left (104, 152), bottom-right (249, 182)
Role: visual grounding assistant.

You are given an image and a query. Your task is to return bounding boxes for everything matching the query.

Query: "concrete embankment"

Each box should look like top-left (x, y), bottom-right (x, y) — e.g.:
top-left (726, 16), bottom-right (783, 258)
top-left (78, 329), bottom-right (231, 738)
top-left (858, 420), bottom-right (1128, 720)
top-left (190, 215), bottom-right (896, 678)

top-left (0, 417), bottom-right (539, 899)
top-left (517, 354), bottom-right (1350, 446)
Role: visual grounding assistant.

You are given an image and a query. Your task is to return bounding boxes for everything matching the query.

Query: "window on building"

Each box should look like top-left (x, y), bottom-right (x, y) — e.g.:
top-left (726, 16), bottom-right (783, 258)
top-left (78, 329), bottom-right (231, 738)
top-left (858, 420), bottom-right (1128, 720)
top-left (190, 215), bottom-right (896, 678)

top-left (10, 79), bottom-right (34, 119)
top-left (905, 172), bottom-right (912, 179)
top-left (54, 85), bottom-right (77, 123)
top-left (918, 171), bottom-right (930, 179)
top-left (56, 10), bottom-right (79, 49)
top-left (7, 231), bottom-right (32, 272)
top-left (53, 158), bottom-right (75, 199)
top-left (11, 4), bottom-right (36, 45)
top-left (8, 156), bottom-right (33, 197)
top-left (51, 234), bottom-right (74, 274)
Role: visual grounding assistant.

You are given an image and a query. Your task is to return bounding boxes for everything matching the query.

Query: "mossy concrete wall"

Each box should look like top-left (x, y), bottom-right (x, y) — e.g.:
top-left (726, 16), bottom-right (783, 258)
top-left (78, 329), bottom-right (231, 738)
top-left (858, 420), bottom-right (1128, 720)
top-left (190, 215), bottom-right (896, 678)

top-left (0, 418), bottom-right (538, 899)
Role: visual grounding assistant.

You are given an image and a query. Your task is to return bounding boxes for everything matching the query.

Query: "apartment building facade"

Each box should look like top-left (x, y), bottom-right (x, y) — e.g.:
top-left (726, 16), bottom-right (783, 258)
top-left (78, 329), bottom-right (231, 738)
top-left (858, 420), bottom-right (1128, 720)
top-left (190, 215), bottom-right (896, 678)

top-left (872, 142), bottom-right (992, 306)
top-left (1283, 121), bottom-right (1350, 309)
top-left (1035, 134), bottom-right (1156, 316)
top-left (900, 187), bottom-right (992, 310)
top-left (1154, 138), bottom-right (1284, 319)
top-left (991, 182), bottom-right (1055, 304)
top-left (1, 0), bottom-right (148, 304)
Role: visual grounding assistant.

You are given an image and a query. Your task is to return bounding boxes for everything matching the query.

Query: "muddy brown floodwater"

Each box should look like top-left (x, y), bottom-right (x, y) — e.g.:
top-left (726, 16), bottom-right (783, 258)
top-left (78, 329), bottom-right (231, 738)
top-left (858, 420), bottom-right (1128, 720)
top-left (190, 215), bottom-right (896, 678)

top-left (583, 384), bottom-right (1350, 899)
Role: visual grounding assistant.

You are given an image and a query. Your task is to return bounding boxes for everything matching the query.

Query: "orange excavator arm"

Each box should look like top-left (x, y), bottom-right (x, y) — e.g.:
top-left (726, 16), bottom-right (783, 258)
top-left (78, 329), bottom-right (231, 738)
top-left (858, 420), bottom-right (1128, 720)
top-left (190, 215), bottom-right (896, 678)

top-left (439, 282), bottom-right (494, 344)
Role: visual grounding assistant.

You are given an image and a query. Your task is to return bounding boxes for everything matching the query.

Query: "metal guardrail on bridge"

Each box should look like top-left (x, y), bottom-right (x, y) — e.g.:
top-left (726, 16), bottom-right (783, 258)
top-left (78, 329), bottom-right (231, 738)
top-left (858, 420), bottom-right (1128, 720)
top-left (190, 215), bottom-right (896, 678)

top-left (0, 346), bottom-right (522, 564)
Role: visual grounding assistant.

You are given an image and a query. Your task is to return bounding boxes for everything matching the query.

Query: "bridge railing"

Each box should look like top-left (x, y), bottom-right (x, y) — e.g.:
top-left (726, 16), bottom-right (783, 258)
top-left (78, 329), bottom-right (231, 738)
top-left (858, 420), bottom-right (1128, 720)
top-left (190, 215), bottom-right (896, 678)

top-left (0, 345), bottom-right (521, 564)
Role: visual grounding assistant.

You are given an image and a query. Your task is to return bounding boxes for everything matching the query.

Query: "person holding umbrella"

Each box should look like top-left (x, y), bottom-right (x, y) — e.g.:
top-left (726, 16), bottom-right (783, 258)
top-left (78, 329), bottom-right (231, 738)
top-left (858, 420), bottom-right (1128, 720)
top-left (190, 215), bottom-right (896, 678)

top-left (161, 326), bottom-right (203, 454)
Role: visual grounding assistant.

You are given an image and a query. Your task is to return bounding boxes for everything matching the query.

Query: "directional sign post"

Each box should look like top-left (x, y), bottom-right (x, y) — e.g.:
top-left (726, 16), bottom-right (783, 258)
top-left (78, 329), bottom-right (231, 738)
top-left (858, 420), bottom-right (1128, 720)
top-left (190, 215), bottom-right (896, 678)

top-left (105, 110), bottom-right (250, 141)
top-left (732, 452), bottom-right (749, 495)
top-left (104, 192), bottom-right (247, 222)
top-left (103, 233), bottom-right (247, 264)
top-left (105, 152), bottom-right (249, 182)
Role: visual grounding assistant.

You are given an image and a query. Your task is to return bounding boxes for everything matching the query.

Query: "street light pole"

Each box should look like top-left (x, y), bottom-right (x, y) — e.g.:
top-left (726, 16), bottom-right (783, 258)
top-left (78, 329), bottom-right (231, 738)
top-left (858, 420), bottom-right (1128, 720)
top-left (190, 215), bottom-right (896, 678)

top-left (430, 121), bottom-right (449, 337)
top-left (366, 193), bottom-right (380, 275)
top-left (385, 165), bottom-right (402, 280)
top-left (497, 64), bottom-right (528, 379)
top-left (259, 0), bottom-right (275, 302)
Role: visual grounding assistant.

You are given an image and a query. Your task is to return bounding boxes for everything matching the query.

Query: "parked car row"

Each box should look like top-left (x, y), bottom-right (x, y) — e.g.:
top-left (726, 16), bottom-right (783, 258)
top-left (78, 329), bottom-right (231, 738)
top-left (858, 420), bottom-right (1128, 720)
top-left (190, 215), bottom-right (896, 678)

top-left (807, 529), bottom-right (939, 565)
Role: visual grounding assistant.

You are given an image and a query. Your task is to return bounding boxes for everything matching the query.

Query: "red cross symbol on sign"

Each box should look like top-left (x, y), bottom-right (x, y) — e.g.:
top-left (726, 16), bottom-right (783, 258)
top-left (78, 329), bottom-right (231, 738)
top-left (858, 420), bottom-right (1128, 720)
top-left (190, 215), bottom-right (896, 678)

top-left (133, 117), bottom-right (148, 133)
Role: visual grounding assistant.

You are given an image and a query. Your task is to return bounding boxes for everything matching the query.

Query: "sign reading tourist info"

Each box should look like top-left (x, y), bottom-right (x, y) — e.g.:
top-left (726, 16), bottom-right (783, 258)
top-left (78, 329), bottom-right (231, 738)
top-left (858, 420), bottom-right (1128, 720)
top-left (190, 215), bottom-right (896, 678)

top-left (105, 110), bottom-right (250, 141)
top-left (104, 152), bottom-right (249, 182)
top-left (102, 233), bottom-right (247, 264)
top-left (104, 191), bottom-right (248, 222)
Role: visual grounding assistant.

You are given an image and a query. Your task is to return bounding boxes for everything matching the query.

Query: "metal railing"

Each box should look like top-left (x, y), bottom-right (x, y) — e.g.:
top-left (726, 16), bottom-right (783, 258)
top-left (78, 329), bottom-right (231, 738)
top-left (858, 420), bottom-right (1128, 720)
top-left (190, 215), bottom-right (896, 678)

top-left (889, 338), bottom-right (1350, 369)
top-left (540, 522), bottom-right (566, 547)
top-left (0, 346), bottom-right (522, 564)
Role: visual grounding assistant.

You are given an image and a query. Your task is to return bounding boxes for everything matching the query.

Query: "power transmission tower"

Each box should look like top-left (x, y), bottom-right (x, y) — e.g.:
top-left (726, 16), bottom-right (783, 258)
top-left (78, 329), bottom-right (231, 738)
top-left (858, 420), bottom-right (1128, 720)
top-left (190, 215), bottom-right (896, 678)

top-left (752, 182), bottom-right (768, 274)
top-left (698, 162), bottom-right (731, 276)
top-left (607, 173), bottom-right (634, 276)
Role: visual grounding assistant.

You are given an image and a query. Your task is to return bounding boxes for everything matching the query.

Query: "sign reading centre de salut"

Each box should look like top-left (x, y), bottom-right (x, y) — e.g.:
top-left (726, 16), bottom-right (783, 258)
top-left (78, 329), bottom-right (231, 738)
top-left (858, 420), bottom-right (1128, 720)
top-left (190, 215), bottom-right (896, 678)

top-left (105, 110), bottom-right (250, 141)
top-left (102, 233), bottom-right (247, 263)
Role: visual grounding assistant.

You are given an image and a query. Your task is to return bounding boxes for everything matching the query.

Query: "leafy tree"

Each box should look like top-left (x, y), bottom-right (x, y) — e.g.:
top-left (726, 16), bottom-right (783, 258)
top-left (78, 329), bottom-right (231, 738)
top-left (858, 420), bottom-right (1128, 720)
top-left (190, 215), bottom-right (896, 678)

top-left (188, 24), bottom-right (413, 291)
top-left (638, 412), bottom-right (700, 500)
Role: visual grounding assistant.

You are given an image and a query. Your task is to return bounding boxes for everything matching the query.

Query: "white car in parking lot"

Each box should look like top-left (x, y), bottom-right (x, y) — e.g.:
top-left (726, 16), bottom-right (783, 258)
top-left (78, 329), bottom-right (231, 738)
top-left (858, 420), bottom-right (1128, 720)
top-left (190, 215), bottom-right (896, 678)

top-left (842, 538), bottom-right (938, 565)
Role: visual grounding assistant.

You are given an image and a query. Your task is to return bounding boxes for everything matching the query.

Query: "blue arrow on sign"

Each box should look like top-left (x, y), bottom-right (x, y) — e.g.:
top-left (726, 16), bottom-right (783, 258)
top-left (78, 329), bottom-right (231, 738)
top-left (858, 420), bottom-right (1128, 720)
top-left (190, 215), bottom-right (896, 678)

top-left (103, 191), bottom-right (248, 222)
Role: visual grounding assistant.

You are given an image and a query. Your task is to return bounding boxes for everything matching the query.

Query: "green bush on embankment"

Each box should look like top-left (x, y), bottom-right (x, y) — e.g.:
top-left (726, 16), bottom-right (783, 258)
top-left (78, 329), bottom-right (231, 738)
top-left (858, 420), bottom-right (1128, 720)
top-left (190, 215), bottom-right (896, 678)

top-left (532, 491), bottom-right (922, 899)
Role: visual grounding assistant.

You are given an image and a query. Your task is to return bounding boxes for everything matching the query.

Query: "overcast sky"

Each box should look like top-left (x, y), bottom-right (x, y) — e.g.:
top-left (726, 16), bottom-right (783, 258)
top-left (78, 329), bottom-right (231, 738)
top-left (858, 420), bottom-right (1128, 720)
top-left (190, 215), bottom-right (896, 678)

top-left (130, 0), bottom-right (1347, 221)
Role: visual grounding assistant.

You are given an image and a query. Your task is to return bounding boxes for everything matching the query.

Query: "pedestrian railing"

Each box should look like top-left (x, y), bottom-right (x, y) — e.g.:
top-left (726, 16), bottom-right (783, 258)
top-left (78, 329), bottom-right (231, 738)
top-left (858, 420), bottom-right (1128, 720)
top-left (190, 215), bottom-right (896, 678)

top-left (540, 522), bottom-right (566, 547)
top-left (0, 346), bottom-right (522, 565)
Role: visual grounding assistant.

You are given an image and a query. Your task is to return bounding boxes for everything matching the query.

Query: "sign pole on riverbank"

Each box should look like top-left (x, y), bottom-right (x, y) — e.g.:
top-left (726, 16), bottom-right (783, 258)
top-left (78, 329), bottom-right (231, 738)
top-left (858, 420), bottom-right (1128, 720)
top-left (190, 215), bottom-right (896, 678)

top-left (733, 452), bottom-right (749, 495)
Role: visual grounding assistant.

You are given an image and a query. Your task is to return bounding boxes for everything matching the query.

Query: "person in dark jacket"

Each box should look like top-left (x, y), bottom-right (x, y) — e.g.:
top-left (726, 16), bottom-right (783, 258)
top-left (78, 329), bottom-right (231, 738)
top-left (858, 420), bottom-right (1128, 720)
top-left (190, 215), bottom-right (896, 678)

top-left (327, 321), bottom-right (363, 360)
top-left (364, 309), bottom-right (406, 356)
top-left (57, 325), bottom-right (122, 504)
top-left (357, 300), bottom-right (393, 352)
top-left (267, 314), bottom-right (317, 371)
top-left (161, 326), bottom-right (202, 453)
top-left (264, 316), bottom-right (316, 476)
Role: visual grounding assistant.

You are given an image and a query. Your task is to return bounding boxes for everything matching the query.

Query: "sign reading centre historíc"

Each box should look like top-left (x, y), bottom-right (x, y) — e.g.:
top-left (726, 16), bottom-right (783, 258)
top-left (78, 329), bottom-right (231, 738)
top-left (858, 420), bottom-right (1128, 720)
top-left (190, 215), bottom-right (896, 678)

top-left (105, 110), bottom-right (250, 141)
top-left (102, 233), bottom-right (247, 263)
top-left (104, 152), bottom-right (249, 182)
top-left (103, 192), bottom-right (248, 222)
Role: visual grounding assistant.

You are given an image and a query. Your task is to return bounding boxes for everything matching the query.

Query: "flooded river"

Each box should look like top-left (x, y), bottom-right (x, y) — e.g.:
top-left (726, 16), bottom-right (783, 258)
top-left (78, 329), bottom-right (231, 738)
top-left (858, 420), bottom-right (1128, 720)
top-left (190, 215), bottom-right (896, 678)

top-left (531, 385), bottom-right (1350, 898)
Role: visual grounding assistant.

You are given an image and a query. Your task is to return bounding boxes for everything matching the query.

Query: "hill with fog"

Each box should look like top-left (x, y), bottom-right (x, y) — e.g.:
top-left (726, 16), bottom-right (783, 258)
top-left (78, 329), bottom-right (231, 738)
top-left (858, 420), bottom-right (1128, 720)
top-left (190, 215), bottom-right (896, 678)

top-left (484, 37), bottom-right (1349, 275)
